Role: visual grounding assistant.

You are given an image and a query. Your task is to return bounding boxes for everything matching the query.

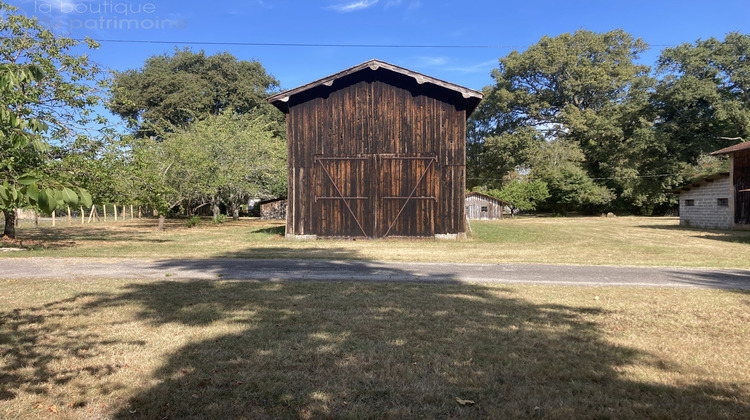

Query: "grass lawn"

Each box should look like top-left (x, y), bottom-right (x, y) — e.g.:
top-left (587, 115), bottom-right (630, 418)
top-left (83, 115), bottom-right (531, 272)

top-left (2, 216), bottom-right (749, 268)
top-left (1, 279), bottom-right (748, 418)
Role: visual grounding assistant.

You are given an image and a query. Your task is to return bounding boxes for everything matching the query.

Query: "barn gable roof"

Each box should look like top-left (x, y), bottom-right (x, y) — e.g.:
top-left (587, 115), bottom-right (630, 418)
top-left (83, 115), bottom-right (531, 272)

top-left (710, 141), bottom-right (750, 155)
top-left (267, 59), bottom-right (483, 116)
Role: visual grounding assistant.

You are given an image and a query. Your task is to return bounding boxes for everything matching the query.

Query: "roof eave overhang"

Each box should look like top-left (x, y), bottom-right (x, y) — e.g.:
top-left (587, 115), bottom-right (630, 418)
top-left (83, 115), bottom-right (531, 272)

top-left (670, 172), bottom-right (730, 194)
top-left (267, 59), bottom-right (483, 117)
top-left (710, 141), bottom-right (750, 155)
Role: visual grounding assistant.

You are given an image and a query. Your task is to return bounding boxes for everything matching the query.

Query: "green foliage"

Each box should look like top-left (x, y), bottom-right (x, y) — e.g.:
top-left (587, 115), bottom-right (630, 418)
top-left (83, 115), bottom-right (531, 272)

top-left (489, 180), bottom-right (550, 215)
top-left (185, 215), bottom-right (202, 228)
top-left (468, 29), bottom-right (701, 214)
top-left (1, 3), bottom-right (98, 237)
top-left (107, 48), bottom-right (283, 138)
top-left (529, 139), bottom-right (614, 214)
top-left (654, 32), bottom-right (750, 162)
top-left (212, 214), bottom-right (227, 224)
top-left (130, 111), bottom-right (286, 219)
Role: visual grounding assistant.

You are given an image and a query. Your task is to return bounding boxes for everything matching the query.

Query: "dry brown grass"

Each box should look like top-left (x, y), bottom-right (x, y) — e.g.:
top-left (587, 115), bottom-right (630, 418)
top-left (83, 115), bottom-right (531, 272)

top-left (3, 216), bottom-right (750, 268)
top-left (1, 278), bottom-right (749, 418)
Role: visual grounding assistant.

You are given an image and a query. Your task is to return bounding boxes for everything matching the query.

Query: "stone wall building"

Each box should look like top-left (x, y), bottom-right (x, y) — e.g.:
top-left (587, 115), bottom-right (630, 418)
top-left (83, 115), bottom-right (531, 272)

top-left (673, 173), bottom-right (732, 229)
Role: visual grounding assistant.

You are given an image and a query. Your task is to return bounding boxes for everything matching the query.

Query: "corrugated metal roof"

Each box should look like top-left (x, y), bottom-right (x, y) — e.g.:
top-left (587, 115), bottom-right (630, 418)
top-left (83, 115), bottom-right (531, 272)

top-left (710, 141), bottom-right (750, 155)
top-left (267, 59), bottom-right (483, 114)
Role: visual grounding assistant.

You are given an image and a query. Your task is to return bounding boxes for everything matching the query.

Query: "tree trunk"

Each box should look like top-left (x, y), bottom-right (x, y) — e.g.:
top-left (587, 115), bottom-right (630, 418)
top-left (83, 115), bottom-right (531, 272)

top-left (212, 199), bottom-right (220, 221)
top-left (232, 203), bottom-right (239, 220)
top-left (158, 215), bottom-right (165, 231)
top-left (3, 209), bottom-right (16, 239)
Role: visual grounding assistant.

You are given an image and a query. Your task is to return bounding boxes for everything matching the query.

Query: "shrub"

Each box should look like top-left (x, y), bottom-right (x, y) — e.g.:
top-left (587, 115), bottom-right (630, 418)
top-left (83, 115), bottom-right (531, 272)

top-left (185, 216), bottom-right (202, 228)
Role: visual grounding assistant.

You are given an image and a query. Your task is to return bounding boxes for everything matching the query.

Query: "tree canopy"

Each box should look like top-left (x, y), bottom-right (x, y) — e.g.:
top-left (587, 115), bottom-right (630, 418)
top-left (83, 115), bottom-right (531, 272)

top-left (130, 111), bottom-right (286, 223)
top-left (468, 29), bottom-right (750, 215)
top-left (107, 49), bottom-right (282, 138)
top-left (1, 3), bottom-right (97, 238)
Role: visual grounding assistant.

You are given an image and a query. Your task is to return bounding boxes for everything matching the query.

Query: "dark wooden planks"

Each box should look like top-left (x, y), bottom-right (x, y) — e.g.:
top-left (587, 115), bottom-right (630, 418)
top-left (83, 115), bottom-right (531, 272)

top-left (734, 150), bottom-right (750, 225)
top-left (285, 69), bottom-right (469, 238)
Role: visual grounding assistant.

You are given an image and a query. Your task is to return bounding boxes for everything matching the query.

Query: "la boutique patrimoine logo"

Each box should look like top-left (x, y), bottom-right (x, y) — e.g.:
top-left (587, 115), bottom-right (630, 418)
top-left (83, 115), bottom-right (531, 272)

top-left (34, 0), bottom-right (187, 31)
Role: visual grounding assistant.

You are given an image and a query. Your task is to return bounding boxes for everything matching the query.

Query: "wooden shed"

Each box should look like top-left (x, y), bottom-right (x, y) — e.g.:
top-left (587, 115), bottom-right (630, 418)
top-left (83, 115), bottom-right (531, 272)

top-left (268, 59), bottom-right (483, 239)
top-left (465, 191), bottom-right (508, 220)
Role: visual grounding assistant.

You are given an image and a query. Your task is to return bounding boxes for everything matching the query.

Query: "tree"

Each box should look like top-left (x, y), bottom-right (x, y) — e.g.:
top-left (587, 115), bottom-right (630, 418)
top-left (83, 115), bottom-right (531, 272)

top-left (107, 49), bottom-right (283, 138)
top-left (529, 139), bottom-right (613, 214)
top-left (489, 180), bottom-right (550, 216)
top-left (1, 3), bottom-right (97, 238)
top-left (133, 111), bottom-right (286, 227)
top-left (654, 32), bottom-right (750, 163)
top-left (469, 29), bottom-right (668, 212)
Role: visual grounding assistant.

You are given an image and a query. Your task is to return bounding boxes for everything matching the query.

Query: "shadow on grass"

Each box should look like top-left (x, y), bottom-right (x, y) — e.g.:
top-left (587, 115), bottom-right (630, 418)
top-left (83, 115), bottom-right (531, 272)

top-left (249, 225), bottom-right (285, 235)
top-left (0, 293), bottom-right (147, 401)
top-left (639, 223), bottom-right (750, 245)
top-left (2, 272), bottom-right (748, 417)
top-left (13, 219), bottom-right (178, 250)
top-left (666, 269), bottom-right (750, 292)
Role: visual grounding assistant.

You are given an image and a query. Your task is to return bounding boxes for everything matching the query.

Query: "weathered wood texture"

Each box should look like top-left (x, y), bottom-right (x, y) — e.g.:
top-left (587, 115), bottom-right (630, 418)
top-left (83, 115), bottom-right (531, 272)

top-left (280, 68), bottom-right (477, 238)
top-left (465, 192), bottom-right (506, 220)
top-left (734, 149), bottom-right (750, 225)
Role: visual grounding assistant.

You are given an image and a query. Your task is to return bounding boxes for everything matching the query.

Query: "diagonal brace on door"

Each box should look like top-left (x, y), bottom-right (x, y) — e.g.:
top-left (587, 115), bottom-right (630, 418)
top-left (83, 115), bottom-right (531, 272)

top-left (383, 157), bottom-right (436, 238)
top-left (316, 158), bottom-right (370, 238)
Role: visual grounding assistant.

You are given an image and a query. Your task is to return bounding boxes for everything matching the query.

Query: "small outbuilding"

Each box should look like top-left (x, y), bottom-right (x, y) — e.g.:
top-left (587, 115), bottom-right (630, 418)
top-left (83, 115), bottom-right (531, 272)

top-left (465, 191), bottom-right (508, 220)
top-left (268, 59), bottom-right (483, 239)
top-left (672, 172), bottom-right (732, 229)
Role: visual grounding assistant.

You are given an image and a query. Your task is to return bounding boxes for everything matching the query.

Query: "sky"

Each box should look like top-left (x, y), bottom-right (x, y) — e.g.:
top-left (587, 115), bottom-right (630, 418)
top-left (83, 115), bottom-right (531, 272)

top-left (8, 0), bottom-right (750, 97)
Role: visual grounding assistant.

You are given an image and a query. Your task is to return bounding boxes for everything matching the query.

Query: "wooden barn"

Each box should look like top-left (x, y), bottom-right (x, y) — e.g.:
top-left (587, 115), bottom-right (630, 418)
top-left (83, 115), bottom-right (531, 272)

top-left (710, 142), bottom-right (750, 229)
top-left (268, 59), bottom-right (483, 239)
top-left (465, 191), bottom-right (508, 220)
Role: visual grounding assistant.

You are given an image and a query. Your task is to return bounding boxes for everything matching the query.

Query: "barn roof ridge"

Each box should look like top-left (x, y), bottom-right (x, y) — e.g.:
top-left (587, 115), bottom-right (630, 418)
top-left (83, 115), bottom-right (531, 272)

top-left (710, 141), bottom-right (750, 155)
top-left (267, 58), bottom-right (483, 109)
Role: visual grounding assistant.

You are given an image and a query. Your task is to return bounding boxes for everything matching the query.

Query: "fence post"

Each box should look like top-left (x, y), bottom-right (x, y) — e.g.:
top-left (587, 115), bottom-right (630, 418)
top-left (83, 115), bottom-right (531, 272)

top-left (81, 206), bottom-right (85, 224)
top-left (114, 204), bottom-right (118, 221)
top-left (103, 205), bottom-right (107, 221)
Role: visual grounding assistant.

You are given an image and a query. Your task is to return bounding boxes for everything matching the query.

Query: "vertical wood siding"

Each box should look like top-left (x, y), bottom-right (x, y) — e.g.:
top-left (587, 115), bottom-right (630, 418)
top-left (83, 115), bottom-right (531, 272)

top-left (734, 150), bottom-right (750, 225)
top-left (465, 195), bottom-right (504, 220)
top-left (285, 71), bottom-right (468, 237)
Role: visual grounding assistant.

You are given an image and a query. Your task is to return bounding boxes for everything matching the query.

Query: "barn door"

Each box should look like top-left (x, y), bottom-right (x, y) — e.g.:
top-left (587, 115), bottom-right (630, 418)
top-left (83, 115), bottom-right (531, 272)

top-left (314, 156), bottom-right (372, 238)
top-left (378, 155), bottom-right (437, 237)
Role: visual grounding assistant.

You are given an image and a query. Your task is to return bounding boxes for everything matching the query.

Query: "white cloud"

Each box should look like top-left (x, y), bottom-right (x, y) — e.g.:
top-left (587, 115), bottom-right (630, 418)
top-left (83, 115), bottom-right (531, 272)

top-left (326, 0), bottom-right (379, 13)
top-left (415, 56), bottom-right (450, 67)
top-left (445, 59), bottom-right (498, 73)
top-left (385, 0), bottom-right (420, 9)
